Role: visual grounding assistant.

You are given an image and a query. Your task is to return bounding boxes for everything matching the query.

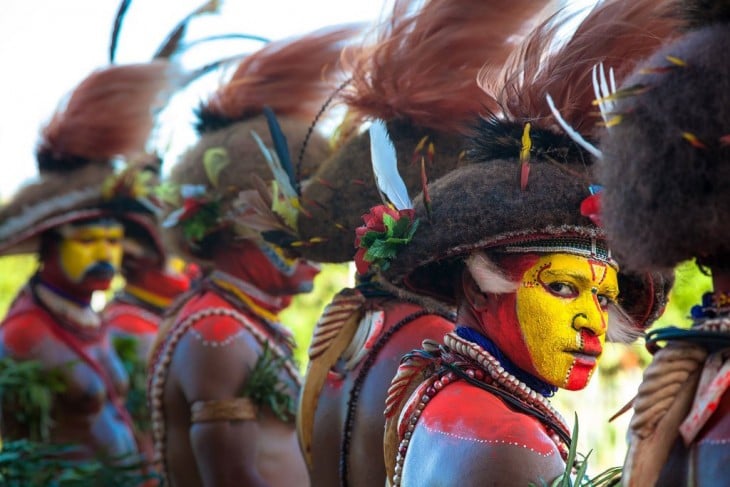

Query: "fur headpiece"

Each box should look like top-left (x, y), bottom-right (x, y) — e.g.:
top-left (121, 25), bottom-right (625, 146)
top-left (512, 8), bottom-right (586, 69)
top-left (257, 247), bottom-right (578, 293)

top-left (379, 0), bottom-right (680, 333)
top-left (599, 0), bottom-right (730, 271)
top-left (295, 0), bottom-right (550, 263)
top-left (161, 26), bottom-right (358, 263)
top-left (0, 62), bottom-right (174, 256)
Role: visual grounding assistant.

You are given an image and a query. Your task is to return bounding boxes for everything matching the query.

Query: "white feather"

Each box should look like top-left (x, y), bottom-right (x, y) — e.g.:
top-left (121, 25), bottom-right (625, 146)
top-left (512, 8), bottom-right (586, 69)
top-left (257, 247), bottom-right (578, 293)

top-left (250, 130), bottom-right (296, 199)
top-left (546, 94), bottom-right (602, 159)
top-left (465, 251), bottom-right (518, 295)
top-left (592, 62), bottom-right (617, 125)
top-left (369, 119), bottom-right (412, 210)
top-left (607, 302), bottom-right (642, 343)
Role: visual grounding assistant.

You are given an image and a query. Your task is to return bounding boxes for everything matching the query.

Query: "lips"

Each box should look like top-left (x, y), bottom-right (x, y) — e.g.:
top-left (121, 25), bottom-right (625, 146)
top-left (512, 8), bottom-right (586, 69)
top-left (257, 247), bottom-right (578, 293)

top-left (566, 330), bottom-right (602, 365)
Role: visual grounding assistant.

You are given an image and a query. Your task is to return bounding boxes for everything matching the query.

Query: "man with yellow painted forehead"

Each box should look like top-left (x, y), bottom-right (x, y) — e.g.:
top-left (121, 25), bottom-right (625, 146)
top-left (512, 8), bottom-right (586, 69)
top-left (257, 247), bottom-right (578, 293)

top-left (379, 1), bottom-right (677, 484)
top-left (0, 62), bottom-right (172, 461)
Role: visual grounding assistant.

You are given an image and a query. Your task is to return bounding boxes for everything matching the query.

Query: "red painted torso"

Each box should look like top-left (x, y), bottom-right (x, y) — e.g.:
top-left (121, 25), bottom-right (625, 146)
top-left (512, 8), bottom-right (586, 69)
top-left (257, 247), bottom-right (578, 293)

top-left (309, 293), bottom-right (455, 487)
top-left (0, 287), bottom-right (136, 459)
top-left (401, 382), bottom-right (565, 486)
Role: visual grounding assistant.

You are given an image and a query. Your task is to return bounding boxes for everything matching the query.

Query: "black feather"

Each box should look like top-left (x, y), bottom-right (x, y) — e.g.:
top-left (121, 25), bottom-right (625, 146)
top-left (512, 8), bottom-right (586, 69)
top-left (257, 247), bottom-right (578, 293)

top-left (109, 0), bottom-right (133, 63)
top-left (681, 0), bottom-right (730, 29)
top-left (263, 106), bottom-right (297, 193)
top-left (467, 116), bottom-right (593, 166)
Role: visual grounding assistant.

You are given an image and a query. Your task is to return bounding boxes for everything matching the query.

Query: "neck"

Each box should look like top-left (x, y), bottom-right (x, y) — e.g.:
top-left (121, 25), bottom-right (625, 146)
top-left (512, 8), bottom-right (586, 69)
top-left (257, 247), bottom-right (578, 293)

top-left (123, 266), bottom-right (189, 311)
top-left (36, 270), bottom-right (92, 306)
top-left (208, 270), bottom-right (290, 316)
top-left (211, 240), bottom-right (288, 297)
top-left (454, 326), bottom-right (557, 397)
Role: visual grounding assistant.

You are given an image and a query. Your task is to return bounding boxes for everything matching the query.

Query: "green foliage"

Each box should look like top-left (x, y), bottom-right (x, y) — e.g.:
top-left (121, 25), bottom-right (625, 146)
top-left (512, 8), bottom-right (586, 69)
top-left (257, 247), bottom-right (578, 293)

top-left (241, 343), bottom-right (296, 422)
top-left (111, 336), bottom-right (150, 433)
top-left (0, 439), bottom-right (159, 486)
top-left (652, 259), bottom-right (712, 330)
top-left (0, 255), bottom-right (37, 319)
top-left (0, 357), bottom-right (67, 442)
top-left (182, 200), bottom-right (221, 244)
top-left (360, 214), bottom-right (419, 271)
top-left (531, 415), bottom-right (621, 487)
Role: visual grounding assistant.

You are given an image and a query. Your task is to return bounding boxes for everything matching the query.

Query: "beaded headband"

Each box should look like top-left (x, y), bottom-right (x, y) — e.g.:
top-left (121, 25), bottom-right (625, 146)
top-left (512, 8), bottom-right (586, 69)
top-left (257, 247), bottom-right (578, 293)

top-left (499, 236), bottom-right (618, 270)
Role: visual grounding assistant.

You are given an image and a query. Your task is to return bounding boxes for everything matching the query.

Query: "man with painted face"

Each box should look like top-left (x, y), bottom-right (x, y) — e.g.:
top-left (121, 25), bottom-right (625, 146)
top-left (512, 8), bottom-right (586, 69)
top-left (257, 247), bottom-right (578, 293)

top-left (379, 1), bottom-right (676, 485)
top-left (0, 62), bottom-right (172, 459)
top-left (148, 27), bottom-right (358, 487)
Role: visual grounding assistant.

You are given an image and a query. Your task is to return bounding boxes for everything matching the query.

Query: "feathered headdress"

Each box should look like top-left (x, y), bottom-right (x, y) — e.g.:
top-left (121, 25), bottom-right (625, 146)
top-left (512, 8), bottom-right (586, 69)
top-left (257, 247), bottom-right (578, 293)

top-left (379, 0), bottom-right (680, 339)
top-left (296, 0), bottom-right (551, 263)
top-left (161, 25), bottom-right (360, 263)
top-left (599, 0), bottom-right (730, 272)
top-left (0, 62), bottom-right (176, 257)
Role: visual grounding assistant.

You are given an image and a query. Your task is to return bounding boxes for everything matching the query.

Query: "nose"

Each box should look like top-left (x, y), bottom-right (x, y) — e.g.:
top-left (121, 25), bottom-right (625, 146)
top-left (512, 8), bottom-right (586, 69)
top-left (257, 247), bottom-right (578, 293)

top-left (571, 311), bottom-right (605, 337)
top-left (93, 240), bottom-right (114, 261)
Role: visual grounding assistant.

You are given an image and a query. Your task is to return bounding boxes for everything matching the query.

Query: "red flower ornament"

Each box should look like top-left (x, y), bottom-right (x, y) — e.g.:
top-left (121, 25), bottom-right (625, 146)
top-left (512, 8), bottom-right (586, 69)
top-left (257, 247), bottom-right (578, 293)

top-left (354, 205), bottom-right (418, 275)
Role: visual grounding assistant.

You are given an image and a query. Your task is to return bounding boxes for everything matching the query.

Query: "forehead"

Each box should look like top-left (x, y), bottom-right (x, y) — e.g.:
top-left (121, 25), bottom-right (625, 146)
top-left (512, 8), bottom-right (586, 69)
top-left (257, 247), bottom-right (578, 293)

top-left (60, 220), bottom-right (124, 237)
top-left (530, 253), bottom-right (618, 283)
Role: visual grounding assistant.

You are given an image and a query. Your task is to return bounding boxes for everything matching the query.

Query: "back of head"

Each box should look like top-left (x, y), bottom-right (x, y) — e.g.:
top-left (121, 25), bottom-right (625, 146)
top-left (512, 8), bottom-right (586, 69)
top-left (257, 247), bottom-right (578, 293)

top-left (599, 0), bottom-right (730, 272)
top-left (163, 26), bottom-right (357, 263)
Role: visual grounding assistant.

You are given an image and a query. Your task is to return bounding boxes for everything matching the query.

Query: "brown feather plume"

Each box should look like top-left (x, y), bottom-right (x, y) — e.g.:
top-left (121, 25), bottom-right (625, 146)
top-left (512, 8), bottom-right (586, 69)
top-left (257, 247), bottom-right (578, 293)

top-left (340, 0), bottom-right (549, 135)
top-left (37, 61), bottom-right (173, 173)
top-left (197, 24), bottom-right (361, 132)
top-left (482, 0), bottom-right (681, 136)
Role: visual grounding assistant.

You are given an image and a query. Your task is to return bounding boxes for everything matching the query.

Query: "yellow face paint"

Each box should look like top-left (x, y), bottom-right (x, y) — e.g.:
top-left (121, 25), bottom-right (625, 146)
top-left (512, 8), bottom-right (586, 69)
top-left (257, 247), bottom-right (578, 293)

top-left (58, 223), bottom-right (124, 284)
top-left (515, 253), bottom-right (618, 390)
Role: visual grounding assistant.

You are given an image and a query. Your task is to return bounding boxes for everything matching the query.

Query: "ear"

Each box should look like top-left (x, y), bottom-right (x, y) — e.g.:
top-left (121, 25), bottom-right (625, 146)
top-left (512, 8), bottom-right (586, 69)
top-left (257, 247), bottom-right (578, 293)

top-left (462, 269), bottom-right (490, 312)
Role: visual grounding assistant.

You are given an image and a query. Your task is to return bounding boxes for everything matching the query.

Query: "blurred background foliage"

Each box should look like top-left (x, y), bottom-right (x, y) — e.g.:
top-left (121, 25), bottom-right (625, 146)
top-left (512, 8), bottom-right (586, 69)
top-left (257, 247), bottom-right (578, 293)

top-left (0, 254), bottom-right (713, 474)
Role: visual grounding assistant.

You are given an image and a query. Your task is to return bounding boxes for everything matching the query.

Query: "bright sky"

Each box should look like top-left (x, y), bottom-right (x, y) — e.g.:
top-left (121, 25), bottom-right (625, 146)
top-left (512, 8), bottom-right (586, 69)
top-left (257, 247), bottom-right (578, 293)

top-left (0, 0), bottom-right (388, 200)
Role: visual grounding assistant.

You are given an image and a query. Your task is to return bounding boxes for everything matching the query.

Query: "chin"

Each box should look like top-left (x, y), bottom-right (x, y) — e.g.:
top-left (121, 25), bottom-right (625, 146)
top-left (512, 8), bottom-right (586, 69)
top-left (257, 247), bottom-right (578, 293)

top-left (563, 362), bottom-right (596, 391)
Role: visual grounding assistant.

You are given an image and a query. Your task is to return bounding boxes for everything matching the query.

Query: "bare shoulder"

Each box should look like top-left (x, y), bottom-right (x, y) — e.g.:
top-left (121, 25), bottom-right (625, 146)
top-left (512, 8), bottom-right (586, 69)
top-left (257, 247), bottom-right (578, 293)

top-left (0, 311), bottom-right (53, 358)
top-left (401, 382), bottom-right (565, 486)
top-left (169, 313), bottom-right (260, 402)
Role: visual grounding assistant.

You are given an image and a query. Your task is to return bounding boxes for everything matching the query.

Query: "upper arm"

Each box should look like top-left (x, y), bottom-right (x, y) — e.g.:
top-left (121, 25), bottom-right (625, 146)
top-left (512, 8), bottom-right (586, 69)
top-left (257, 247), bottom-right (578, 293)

top-left (168, 315), bottom-right (265, 486)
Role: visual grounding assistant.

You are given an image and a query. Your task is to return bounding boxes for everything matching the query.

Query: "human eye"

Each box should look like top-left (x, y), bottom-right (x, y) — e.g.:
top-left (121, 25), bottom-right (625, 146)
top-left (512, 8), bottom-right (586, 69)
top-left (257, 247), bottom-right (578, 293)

top-left (547, 282), bottom-right (577, 298)
top-left (596, 293), bottom-right (616, 310)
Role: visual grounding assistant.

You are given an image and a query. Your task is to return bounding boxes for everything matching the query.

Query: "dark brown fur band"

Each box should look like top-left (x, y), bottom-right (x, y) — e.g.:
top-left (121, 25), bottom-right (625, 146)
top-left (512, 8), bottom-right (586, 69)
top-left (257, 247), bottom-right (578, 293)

top-left (599, 25), bottom-right (730, 271)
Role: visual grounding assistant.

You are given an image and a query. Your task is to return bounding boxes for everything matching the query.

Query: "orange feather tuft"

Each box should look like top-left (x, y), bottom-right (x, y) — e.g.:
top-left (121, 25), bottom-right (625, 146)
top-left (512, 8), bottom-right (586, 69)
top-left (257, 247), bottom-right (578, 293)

top-left (202, 25), bottom-right (362, 123)
top-left (340, 0), bottom-right (550, 135)
top-left (37, 61), bottom-right (174, 172)
top-left (481, 0), bottom-right (681, 137)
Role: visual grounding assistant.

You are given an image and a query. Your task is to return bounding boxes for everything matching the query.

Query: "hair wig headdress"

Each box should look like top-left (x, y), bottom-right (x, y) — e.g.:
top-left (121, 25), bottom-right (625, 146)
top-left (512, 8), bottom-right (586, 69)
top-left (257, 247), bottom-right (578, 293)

top-left (0, 62), bottom-right (175, 257)
top-left (161, 25), bottom-right (359, 263)
top-left (378, 0), bottom-right (681, 338)
top-left (598, 0), bottom-right (730, 272)
top-left (295, 0), bottom-right (551, 263)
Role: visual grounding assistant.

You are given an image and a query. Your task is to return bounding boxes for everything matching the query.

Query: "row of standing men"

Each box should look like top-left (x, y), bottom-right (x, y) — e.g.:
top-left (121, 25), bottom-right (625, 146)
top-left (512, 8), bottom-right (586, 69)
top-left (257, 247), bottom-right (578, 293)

top-left (0, 0), bottom-right (728, 485)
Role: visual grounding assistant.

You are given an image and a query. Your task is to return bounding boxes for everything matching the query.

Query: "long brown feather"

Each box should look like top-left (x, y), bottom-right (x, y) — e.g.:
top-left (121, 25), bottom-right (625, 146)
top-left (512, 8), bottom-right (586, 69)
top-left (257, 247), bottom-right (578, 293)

top-left (37, 61), bottom-right (173, 172)
top-left (340, 0), bottom-right (550, 135)
top-left (482, 0), bottom-right (681, 136)
top-left (201, 25), bottom-right (361, 123)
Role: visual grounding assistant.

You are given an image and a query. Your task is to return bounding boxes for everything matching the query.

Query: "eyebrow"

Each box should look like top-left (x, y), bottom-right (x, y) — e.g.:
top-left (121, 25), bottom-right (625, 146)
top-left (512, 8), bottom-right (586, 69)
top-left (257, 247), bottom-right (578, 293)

top-left (541, 269), bottom-right (617, 293)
